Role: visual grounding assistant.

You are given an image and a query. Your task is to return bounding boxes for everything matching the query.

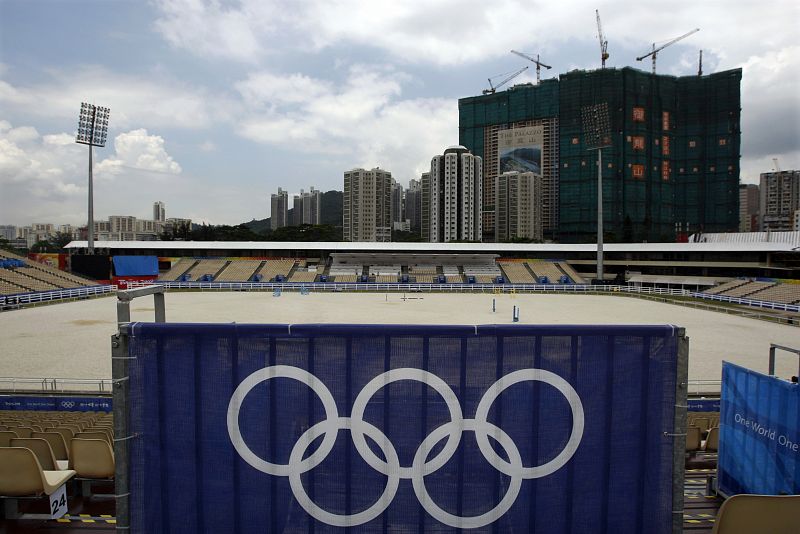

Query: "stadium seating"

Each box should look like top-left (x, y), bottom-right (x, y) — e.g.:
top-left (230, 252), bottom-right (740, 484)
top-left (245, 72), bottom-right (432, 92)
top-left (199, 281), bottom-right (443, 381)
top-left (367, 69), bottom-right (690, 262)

top-left (288, 270), bottom-right (317, 283)
top-left (0, 447), bottom-right (75, 497)
top-left (704, 427), bottom-right (719, 452)
top-left (258, 259), bottom-right (296, 282)
top-left (31, 431), bottom-right (69, 463)
top-left (711, 494), bottom-right (800, 534)
top-left (215, 260), bottom-right (263, 282)
top-left (10, 437), bottom-right (61, 471)
top-left (183, 259), bottom-right (229, 281)
top-left (408, 264), bottom-right (437, 274)
top-left (0, 268), bottom-right (61, 293)
top-left (332, 274), bottom-right (358, 283)
top-left (374, 275), bottom-right (398, 283)
top-left (686, 426), bottom-right (702, 452)
top-left (414, 274), bottom-right (436, 283)
top-left (499, 262), bottom-right (536, 283)
top-left (70, 438), bottom-right (114, 479)
top-left (704, 279), bottom-right (749, 295)
top-left (527, 261), bottom-right (567, 284)
top-left (721, 281), bottom-right (776, 298)
top-left (0, 250), bottom-right (95, 288)
top-left (558, 262), bottom-right (587, 284)
top-left (744, 283), bottom-right (800, 304)
top-left (158, 258), bottom-right (197, 281)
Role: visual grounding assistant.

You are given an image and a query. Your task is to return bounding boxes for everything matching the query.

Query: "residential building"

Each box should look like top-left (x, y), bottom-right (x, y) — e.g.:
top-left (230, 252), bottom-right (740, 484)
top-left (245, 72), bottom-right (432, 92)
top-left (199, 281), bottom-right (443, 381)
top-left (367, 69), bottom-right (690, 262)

top-left (760, 170), bottom-right (800, 231)
top-left (739, 184), bottom-right (759, 232)
top-left (391, 180), bottom-right (404, 225)
top-left (425, 146), bottom-right (482, 243)
top-left (153, 201), bottom-right (166, 222)
top-left (0, 225), bottom-right (15, 241)
top-left (343, 168), bottom-right (393, 242)
top-left (495, 171), bottom-right (543, 242)
top-left (405, 179), bottom-right (422, 234)
top-left (270, 188), bottom-right (289, 230)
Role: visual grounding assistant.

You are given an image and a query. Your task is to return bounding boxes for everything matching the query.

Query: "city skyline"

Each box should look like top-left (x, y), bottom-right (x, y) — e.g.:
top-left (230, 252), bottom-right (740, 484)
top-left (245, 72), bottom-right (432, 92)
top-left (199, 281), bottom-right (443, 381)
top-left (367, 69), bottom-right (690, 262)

top-left (1, 0), bottom-right (798, 226)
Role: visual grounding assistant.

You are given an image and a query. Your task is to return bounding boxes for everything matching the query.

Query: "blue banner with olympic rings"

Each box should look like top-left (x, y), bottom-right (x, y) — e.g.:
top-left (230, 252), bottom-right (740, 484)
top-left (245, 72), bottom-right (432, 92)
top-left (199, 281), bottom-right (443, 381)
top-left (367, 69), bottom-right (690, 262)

top-left (125, 323), bottom-right (683, 533)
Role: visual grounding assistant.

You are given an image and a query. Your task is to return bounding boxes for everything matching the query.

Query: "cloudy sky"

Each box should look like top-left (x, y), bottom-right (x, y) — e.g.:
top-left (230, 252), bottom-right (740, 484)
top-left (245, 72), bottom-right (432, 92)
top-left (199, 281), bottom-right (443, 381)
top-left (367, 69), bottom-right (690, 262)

top-left (1, 0), bottom-right (798, 226)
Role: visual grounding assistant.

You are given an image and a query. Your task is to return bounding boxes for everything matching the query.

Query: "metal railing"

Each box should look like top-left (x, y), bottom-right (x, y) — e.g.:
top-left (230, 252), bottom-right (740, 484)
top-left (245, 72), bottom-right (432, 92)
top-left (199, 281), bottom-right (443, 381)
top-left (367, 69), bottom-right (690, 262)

top-left (124, 280), bottom-right (800, 314)
top-left (0, 284), bottom-right (114, 307)
top-left (0, 376), bottom-right (113, 393)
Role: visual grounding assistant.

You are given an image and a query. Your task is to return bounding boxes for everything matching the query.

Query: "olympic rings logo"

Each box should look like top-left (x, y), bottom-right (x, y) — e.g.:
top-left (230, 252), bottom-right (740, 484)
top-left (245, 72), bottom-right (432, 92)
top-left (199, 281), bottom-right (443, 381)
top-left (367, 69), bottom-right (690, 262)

top-left (227, 366), bottom-right (584, 529)
top-left (61, 401), bottom-right (75, 408)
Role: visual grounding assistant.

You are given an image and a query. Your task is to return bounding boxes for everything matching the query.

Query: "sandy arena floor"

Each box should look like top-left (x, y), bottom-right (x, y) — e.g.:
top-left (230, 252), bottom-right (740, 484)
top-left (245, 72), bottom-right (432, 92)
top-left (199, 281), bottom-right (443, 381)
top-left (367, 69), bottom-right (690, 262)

top-left (0, 291), bottom-right (798, 383)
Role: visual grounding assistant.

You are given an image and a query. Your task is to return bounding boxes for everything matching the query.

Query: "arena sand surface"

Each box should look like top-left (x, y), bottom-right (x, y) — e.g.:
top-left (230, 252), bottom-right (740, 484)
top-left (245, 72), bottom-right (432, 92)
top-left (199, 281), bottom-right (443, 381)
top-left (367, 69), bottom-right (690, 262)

top-left (1, 291), bottom-right (798, 382)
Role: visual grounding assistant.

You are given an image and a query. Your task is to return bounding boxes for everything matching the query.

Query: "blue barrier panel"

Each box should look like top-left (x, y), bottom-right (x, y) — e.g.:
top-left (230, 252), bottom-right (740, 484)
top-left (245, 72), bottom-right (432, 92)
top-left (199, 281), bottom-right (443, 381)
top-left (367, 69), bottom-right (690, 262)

top-left (0, 395), bottom-right (111, 412)
top-left (126, 323), bottom-right (683, 533)
top-left (718, 362), bottom-right (800, 496)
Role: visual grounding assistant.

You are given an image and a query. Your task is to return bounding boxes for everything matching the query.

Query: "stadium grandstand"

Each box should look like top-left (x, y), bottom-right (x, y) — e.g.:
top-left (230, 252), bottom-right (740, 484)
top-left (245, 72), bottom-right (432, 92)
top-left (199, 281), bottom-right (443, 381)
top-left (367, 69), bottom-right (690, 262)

top-left (0, 249), bottom-right (99, 296)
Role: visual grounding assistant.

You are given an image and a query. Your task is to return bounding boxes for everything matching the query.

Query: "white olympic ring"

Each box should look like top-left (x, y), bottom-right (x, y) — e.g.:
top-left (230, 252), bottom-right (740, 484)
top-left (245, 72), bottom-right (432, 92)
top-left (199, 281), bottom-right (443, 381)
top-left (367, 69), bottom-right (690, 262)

top-left (227, 366), bottom-right (584, 529)
top-left (61, 401), bottom-right (75, 408)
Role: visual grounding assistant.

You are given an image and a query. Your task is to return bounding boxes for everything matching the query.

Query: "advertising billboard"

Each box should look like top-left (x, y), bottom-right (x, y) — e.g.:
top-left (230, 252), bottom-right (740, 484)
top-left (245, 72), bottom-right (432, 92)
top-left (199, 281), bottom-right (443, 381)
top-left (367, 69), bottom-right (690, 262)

top-left (498, 125), bottom-right (543, 175)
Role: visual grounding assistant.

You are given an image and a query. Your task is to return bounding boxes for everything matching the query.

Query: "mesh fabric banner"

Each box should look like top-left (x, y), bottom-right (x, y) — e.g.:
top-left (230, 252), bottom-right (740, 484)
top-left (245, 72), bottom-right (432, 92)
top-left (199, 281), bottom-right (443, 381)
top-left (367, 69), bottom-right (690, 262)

top-left (718, 362), bottom-right (800, 496)
top-left (125, 323), bottom-right (682, 533)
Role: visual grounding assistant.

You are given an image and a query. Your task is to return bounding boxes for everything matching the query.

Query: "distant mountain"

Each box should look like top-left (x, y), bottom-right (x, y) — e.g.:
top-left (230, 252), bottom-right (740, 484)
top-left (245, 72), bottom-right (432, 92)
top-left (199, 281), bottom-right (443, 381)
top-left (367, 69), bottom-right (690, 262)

top-left (242, 190), bottom-right (342, 235)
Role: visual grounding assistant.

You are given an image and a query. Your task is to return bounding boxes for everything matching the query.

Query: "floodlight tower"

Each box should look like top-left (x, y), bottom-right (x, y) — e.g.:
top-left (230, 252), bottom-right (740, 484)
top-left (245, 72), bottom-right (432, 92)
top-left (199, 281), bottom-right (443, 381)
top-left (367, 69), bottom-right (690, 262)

top-left (75, 103), bottom-right (110, 254)
top-left (581, 102), bottom-right (612, 283)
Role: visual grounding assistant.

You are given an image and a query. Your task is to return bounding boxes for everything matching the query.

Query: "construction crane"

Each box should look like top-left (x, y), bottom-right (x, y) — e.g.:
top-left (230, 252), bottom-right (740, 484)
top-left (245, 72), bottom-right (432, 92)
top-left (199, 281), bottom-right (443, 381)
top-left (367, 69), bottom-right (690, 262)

top-left (510, 50), bottom-right (551, 83)
top-left (596, 9), bottom-right (609, 69)
top-left (773, 158), bottom-right (781, 172)
top-left (637, 28), bottom-right (700, 74)
top-left (483, 66), bottom-right (529, 95)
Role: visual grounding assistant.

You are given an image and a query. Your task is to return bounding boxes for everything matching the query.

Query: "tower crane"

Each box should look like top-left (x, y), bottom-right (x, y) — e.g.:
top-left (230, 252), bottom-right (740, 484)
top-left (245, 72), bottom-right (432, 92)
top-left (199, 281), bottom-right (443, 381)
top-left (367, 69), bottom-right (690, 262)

top-left (510, 50), bottom-right (551, 83)
top-left (773, 158), bottom-right (781, 172)
top-left (483, 66), bottom-right (529, 95)
top-left (636, 28), bottom-right (700, 74)
top-left (596, 9), bottom-right (609, 69)
top-left (698, 50), bottom-right (703, 76)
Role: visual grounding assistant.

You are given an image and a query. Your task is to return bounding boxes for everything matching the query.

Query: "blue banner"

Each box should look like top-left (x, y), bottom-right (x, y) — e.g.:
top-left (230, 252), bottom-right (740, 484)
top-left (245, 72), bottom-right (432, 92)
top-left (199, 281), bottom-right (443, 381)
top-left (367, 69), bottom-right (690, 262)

top-left (718, 362), bottom-right (800, 496)
top-left (0, 395), bottom-right (111, 412)
top-left (688, 399), bottom-right (720, 412)
top-left (126, 323), bottom-right (682, 533)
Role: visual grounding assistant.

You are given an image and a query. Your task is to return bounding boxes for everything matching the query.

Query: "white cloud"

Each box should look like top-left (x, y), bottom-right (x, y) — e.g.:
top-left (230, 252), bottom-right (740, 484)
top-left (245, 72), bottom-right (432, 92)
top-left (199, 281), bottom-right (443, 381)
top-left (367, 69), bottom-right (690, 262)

top-left (0, 123), bottom-right (182, 224)
top-left (0, 66), bottom-right (234, 130)
top-left (235, 65), bottom-right (454, 181)
top-left (97, 129), bottom-right (182, 175)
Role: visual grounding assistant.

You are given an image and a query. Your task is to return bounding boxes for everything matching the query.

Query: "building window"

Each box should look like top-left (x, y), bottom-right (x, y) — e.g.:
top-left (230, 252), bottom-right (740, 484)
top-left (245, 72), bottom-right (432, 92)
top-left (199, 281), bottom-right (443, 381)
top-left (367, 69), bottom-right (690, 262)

top-left (633, 107), bottom-right (645, 122)
top-left (662, 161), bottom-right (670, 181)
top-left (662, 136), bottom-right (670, 155)
top-left (572, 137), bottom-right (579, 145)
top-left (632, 136), bottom-right (645, 151)
top-left (719, 138), bottom-right (727, 146)
top-left (689, 140), bottom-right (696, 148)
top-left (632, 164), bottom-right (645, 179)
top-left (662, 111), bottom-right (670, 130)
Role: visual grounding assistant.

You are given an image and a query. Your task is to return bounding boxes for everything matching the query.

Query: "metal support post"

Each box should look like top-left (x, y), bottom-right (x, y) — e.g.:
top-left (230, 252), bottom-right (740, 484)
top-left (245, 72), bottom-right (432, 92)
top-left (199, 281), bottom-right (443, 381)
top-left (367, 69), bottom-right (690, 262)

top-left (671, 329), bottom-right (689, 534)
top-left (597, 148), bottom-right (604, 282)
top-left (112, 331), bottom-right (130, 533)
top-left (768, 343), bottom-right (800, 377)
top-left (88, 142), bottom-right (94, 254)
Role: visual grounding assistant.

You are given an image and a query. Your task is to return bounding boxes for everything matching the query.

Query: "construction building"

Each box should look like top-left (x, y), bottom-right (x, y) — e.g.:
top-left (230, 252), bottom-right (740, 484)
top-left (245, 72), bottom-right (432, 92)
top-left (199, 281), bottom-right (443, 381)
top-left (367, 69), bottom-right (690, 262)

top-left (759, 170), bottom-right (800, 231)
top-left (459, 67), bottom-right (742, 243)
top-left (495, 171), bottom-right (543, 242)
top-left (343, 168), bottom-right (393, 242)
top-left (423, 146), bottom-right (482, 243)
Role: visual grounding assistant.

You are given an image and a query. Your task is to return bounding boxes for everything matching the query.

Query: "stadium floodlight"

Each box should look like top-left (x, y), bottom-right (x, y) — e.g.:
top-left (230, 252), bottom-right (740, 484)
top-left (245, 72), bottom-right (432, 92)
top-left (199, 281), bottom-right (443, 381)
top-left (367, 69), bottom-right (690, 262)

top-left (75, 103), bottom-right (111, 254)
top-left (581, 102), bottom-right (612, 283)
